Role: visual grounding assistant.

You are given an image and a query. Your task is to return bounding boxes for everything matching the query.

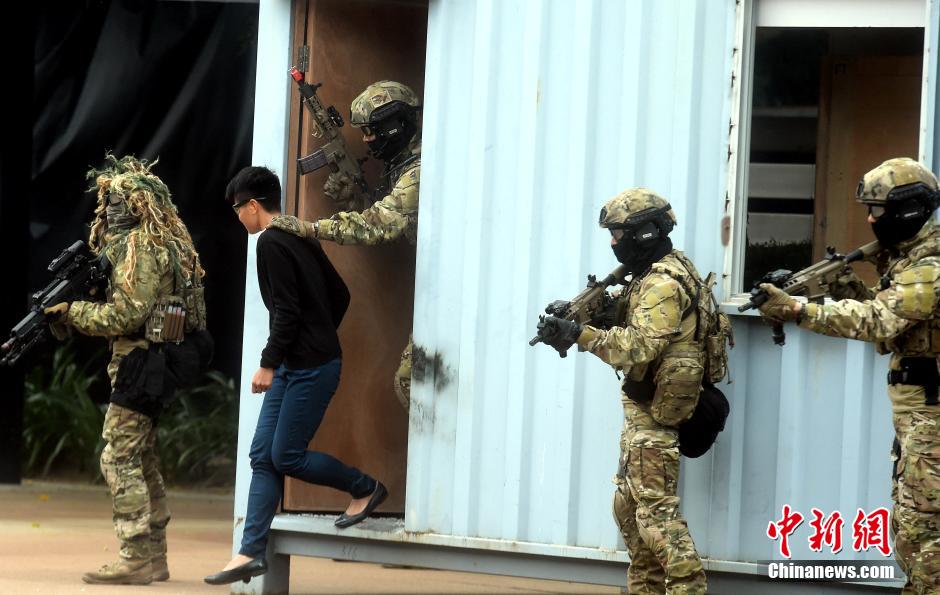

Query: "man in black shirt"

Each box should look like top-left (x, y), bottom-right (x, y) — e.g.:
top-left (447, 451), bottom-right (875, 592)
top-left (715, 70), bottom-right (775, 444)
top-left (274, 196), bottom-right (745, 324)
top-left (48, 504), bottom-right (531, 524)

top-left (205, 167), bottom-right (387, 586)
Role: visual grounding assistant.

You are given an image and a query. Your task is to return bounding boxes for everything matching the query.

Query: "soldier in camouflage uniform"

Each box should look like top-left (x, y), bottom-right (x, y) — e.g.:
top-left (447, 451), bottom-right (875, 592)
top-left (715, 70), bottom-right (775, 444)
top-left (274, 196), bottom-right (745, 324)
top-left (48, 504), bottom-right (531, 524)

top-left (269, 80), bottom-right (421, 410)
top-left (534, 188), bottom-right (708, 594)
top-left (758, 158), bottom-right (940, 595)
top-left (44, 154), bottom-right (207, 585)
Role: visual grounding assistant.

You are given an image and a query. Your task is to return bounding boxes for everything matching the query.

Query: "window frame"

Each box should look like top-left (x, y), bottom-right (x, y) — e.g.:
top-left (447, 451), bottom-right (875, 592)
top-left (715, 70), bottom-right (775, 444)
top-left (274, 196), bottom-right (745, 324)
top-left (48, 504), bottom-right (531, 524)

top-left (721, 0), bottom-right (937, 310)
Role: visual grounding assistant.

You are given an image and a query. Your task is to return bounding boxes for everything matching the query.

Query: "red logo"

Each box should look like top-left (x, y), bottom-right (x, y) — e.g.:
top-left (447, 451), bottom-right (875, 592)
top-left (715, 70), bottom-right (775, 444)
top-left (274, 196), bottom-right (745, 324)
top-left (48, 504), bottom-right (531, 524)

top-left (767, 505), bottom-right (805, 559)
top-left (852, 507), bottom-right (891, 557)
top-left (766, 506), bottom-right (892, 558)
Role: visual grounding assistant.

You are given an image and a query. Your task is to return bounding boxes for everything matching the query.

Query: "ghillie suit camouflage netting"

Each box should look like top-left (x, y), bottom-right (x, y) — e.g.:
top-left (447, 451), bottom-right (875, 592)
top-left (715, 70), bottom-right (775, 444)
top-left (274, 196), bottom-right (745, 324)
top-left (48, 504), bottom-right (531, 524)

top-left (87, 153), bottom-right (205, 291)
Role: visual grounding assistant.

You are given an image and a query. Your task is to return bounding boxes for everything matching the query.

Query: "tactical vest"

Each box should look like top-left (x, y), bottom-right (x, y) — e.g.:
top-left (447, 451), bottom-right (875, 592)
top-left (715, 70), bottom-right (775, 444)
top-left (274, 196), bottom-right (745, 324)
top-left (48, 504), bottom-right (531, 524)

top-left (878, 239), bottom-right (940, 356)
top-left (619, 252), bottom-right (710, 426)
top-left (144, 262), bottom-right (207, 343)
top-left (620, 252), bottom-right (732, 380)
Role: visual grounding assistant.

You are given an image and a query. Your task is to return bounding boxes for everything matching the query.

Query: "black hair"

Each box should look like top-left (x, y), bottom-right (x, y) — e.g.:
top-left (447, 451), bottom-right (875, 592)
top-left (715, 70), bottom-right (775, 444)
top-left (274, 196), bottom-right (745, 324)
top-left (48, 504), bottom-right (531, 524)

top-left (225, 166), bottom-right (281, 213)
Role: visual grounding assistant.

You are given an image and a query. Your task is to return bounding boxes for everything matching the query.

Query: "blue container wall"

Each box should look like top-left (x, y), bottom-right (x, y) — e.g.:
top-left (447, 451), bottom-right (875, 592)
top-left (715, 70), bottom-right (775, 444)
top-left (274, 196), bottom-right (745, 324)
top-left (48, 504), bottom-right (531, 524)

top-left (408, 0), bottom-right (737, 552)
top-left (688, 315), bottom-right (894, 561)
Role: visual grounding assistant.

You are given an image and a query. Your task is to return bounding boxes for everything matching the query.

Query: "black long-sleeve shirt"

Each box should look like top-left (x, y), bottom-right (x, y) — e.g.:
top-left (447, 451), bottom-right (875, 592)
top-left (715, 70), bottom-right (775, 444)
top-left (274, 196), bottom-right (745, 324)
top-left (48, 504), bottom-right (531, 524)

top-left (256, 228), bottom-right (349, 370)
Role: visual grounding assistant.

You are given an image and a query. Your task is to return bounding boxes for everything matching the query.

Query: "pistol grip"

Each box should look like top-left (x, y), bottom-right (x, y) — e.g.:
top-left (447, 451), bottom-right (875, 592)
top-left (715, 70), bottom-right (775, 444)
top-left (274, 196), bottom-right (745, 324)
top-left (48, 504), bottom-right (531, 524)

top-left (772, 323), bottom-right (786, 346)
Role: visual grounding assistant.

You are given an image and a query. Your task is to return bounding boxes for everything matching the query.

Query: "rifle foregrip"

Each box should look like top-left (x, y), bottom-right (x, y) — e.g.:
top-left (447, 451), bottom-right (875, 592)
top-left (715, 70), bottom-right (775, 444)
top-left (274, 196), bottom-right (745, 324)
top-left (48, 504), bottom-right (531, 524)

top-left (738, 290), bottom-right (768, 312)
top-left (844, 248), bottom-right (864, 263)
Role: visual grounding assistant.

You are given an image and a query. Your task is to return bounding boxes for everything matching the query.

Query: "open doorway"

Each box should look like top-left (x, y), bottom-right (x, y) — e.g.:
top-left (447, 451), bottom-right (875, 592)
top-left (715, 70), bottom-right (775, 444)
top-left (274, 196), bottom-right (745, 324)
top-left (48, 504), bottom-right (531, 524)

top-left (743, 27), bottom-right (923, 289)
top-left (282, 0), bottom-right (429, 514)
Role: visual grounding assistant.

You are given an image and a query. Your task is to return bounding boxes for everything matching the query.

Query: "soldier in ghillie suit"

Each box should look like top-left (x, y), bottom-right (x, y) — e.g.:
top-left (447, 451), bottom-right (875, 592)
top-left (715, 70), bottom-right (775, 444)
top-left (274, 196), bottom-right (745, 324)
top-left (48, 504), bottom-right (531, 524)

top-left (44, 153), bottom-right (208, 585)
top-left (533, 189), bottom-right (715, 594)
top-left (268, 80), bottom-right (420, 410)
top-left (759, 158), bottom-right (940, 595)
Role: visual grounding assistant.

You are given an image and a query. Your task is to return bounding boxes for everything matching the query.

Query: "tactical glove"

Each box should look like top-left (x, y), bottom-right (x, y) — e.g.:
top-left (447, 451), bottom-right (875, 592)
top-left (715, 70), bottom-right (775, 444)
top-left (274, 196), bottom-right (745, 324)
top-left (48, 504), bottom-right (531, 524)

top-left (43, 302), bottom-right (70, 341)
top-left (536, 315), bottom-right (583, 355)
top-left (323, 171), bottom-right (357, 204)
top-left (266, 215), bottom-right (317, 241)
top-left (756, 283), bottom-right (800, 323)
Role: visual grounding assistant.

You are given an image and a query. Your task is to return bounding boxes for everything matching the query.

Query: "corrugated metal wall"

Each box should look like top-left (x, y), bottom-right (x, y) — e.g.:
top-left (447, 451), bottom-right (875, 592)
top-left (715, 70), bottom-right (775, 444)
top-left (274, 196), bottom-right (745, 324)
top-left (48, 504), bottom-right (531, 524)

top-left (238, 0), bottom-right (940, 577)
top-left (691, 315), bottom-right (894, 561)
top-left (408, 0), bottom-right (738, 552)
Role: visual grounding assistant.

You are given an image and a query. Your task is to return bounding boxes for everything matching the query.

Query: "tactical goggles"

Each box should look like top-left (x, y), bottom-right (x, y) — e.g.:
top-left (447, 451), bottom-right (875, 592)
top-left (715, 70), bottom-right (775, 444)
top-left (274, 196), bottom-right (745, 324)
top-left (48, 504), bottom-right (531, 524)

top-left (868, 205), bottom-right (886, 219)
top-left (610, 229), bottom-right (628, 241)
top-left (603, 204), bottom-right (673, 233)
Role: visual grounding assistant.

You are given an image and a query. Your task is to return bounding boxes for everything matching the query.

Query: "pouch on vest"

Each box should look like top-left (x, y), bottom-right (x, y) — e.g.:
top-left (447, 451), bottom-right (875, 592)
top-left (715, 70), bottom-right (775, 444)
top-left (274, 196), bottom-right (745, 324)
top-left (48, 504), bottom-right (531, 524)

top-left (678, 381), bottom-right (730, 458)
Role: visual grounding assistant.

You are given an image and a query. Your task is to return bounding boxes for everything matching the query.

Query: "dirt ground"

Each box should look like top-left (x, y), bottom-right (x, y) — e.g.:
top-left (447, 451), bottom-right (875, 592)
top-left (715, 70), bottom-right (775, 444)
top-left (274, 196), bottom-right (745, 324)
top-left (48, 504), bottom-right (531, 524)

top-left (0, 480), bottom-right (618, 595)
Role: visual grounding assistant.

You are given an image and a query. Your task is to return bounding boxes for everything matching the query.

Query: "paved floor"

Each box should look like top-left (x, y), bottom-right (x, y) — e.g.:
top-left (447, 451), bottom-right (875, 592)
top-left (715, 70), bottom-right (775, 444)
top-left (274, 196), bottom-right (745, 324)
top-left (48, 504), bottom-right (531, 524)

top-left (0, 480), bottom-right (619, 594)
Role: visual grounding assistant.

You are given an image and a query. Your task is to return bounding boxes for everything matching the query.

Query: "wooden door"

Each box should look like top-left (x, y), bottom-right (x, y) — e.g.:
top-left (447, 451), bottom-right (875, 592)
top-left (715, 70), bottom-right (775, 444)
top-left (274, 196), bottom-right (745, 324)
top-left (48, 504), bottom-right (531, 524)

top-left (814, 55), bottom-right (922, 285)
top-left (283, 0), bottom-right (428, 513)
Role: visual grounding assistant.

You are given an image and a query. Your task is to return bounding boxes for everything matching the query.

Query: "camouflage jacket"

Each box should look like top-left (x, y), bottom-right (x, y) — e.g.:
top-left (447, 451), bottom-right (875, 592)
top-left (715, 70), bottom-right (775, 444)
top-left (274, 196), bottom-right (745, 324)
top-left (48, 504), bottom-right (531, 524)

top-left (576, 251), bottom-right (704, 379)
top-left (66, 231), bottom-right (174, 338)
top-left (316, 143), bottom-right (421, 246)
top-left (800, 220), bottom-right (940, 357)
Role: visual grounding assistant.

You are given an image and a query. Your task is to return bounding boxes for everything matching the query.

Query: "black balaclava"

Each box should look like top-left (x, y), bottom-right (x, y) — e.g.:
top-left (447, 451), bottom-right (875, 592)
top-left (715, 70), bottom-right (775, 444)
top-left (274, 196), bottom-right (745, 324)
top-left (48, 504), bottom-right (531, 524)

top-left (610, 207), bottom-right (675, 274)
top-left (365, 103), bottom-right (418, 161)
top-left (613, 236), bottom-right (673, 275)
top-left (871, 198), bottom-right (934, 247)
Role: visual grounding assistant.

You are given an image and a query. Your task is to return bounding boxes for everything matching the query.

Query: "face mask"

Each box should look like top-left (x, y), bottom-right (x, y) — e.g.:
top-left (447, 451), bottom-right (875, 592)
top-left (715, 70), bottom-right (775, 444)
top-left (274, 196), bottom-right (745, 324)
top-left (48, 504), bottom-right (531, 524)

top-left (364, 104), bottom-right (417, 161)
top-left (612, 236), bottom-right (673, 274)
top-left (105, 193), bottom-right (139, 231)
top-left (870, 199), bottom-right (930, 246)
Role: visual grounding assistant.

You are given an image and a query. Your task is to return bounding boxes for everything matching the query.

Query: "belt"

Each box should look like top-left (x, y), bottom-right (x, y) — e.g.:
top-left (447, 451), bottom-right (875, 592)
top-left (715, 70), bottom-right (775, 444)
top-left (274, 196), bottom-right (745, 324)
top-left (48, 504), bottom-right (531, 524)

top-left (887, 357), bottom-right (940, 405)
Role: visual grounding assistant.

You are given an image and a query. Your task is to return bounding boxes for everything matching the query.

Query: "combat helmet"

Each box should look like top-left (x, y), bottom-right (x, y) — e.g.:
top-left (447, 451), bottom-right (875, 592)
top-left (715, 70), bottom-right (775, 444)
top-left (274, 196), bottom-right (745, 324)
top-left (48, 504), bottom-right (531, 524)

top-left (600, 187), bottom-right (676, 235)
top-left (600, 188), bottom-right (677, 272)
top-left (855, 158), bottom-right (940, 246)
top-left (350, 80), bottom-right (420, 160)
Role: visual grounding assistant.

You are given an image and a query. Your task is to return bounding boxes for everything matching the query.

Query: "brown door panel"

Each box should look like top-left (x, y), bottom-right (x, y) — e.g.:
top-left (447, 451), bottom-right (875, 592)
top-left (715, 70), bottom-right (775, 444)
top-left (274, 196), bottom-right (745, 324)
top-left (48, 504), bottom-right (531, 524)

top-left (283, 0), bottom-right (429, 514)
top-left (814, 55), bottom-right (921, 286)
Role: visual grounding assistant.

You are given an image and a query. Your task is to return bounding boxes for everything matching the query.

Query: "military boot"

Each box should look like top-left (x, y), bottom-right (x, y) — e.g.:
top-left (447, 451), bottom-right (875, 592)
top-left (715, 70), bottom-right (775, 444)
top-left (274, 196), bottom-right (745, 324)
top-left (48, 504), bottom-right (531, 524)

top-left (82, 558), bottom-right (153, 585)
top-left (151, 555), bottom-right (169, 581)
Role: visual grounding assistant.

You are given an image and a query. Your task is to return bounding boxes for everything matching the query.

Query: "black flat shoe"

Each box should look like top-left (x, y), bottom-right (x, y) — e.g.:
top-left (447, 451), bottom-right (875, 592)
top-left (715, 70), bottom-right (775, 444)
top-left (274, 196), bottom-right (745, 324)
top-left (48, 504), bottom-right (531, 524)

top-left (203, 558), bottom-right (268, 585)
top-left (335, 481), bottom-right (388, 529)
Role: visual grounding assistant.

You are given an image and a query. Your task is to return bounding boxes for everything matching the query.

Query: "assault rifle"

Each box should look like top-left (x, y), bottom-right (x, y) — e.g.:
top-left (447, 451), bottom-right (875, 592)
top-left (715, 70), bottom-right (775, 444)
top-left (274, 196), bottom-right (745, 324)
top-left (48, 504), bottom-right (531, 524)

top-left (290, 68), bottom-right (368, 202)
top-left (739, 240), bottom-right (881, 345)
top-left (529, 264), bottom-right (628, 357)
top-left (1, 241), bottom-right (111, 366)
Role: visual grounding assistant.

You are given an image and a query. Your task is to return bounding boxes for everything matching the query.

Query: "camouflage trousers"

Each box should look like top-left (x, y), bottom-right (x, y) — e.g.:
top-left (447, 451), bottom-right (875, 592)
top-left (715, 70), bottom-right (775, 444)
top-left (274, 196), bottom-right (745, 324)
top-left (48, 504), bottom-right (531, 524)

top-left (394, 335), bottom-right (412, 410)
top-left (100, 338), bottom-right (170, 561)
top-left (612, 397), bottom-right (706, 595)
top-left (889, 382), bottom-right (940, 595)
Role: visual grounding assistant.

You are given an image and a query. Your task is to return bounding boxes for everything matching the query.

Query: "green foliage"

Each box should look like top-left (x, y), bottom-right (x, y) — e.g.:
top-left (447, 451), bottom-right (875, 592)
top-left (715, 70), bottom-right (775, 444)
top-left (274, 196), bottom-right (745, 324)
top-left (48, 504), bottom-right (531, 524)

top-left (157, 370), bottom-right (238, 486)
top-left (22, 341), bottom-right (238, 487)
top-left (744, 239), bottom-right (813, 292)
top-left (22, 340), bottom-right (107, 478)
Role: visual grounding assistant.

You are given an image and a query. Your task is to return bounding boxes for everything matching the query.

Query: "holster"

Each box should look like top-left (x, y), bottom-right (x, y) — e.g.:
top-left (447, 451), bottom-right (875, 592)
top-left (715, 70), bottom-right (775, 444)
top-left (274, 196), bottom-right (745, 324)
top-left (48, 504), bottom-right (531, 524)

top-left (622, 368), bottom-right (655, 404)
top-left (887, 357), bottom-right (940, 405)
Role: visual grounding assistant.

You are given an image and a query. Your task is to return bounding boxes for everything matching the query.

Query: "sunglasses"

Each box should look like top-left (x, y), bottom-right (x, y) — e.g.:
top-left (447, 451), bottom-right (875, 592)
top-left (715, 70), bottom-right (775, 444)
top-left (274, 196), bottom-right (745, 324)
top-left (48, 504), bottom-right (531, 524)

top-left (232, 196), bottom-right (265, 214)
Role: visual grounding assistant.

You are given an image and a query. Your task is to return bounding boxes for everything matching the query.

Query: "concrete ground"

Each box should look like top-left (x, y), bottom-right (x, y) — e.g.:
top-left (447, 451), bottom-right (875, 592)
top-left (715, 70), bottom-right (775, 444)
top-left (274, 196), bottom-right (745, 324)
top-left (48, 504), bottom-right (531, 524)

top-left (0, 480), bottom-right (619, 595)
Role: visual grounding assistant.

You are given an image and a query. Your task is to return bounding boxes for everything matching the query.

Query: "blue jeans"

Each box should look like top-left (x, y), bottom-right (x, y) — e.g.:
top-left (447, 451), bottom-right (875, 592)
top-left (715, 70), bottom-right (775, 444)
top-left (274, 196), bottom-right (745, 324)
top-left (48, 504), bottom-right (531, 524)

top-left (239, 359), bottom-right (375, 558)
